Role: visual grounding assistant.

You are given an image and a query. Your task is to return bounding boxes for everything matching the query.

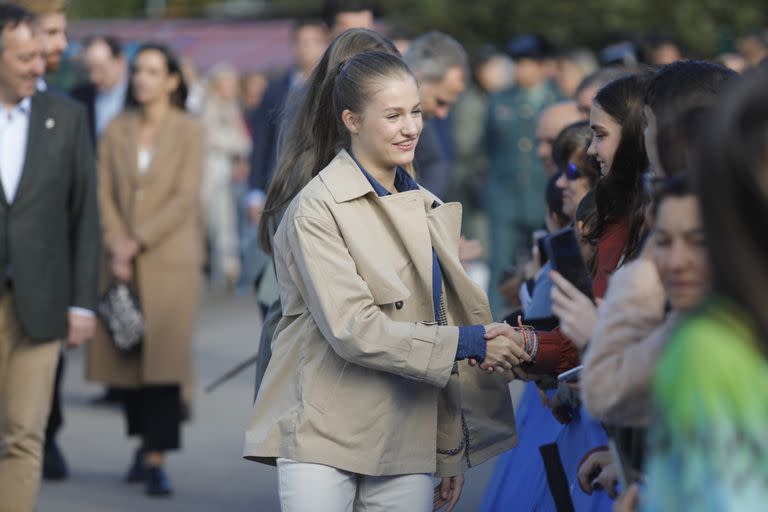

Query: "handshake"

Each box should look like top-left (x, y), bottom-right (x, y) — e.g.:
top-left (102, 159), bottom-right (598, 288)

top-left (470, 322), bottom-right (535, 375)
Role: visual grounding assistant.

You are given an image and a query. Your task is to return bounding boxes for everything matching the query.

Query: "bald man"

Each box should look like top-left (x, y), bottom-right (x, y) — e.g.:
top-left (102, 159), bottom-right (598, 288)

top-left (536, 101), bottom-right (583, 175)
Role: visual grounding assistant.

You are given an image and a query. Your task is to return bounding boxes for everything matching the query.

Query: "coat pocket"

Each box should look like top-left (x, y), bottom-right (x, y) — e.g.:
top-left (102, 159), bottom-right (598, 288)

top-left (304, 343), bottom-right (348, 414)
top-left (367, 268), bottom-right (412, 307)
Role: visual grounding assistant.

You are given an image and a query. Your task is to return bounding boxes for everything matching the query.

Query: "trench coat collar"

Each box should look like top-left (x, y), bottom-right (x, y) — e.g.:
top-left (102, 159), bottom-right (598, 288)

top-left (319, 149), bottom-right (397, 203)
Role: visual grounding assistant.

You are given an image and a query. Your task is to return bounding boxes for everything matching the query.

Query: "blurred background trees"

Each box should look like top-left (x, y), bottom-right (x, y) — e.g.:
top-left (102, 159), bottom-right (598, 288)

top-left (69, 0), bottom-right (767, 57)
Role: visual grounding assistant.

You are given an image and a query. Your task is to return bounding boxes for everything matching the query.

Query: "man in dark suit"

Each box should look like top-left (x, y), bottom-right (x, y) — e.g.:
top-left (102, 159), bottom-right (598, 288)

top-left (245, 19), bottom-right (326, 311)
top-left (70, 34), bottom-right (128, 146)
top-left (19, 0), bottom-right (109, 482)
top-left (404, 31), bottom-right (468, 199)
top-left (246, 18), bottom-right (327, 213)
top-left (0, 6), bottom-right (100, 510)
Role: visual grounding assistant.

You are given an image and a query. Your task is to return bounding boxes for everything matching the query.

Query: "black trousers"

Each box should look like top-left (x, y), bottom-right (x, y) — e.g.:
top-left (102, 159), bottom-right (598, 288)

top-left (44, 351), bottom-right (65, 445)
top-left (122, 385), bottom-right (182, 452)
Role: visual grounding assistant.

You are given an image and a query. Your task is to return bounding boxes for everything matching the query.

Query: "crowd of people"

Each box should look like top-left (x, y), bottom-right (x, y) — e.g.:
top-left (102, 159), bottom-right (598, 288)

top-left (1, 0), bottom-right (767, 511)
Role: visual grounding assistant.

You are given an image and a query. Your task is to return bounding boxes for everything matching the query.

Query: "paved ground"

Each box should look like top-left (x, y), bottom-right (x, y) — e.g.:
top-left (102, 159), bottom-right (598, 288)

top-left (38, 291), bottom-right (511, 512)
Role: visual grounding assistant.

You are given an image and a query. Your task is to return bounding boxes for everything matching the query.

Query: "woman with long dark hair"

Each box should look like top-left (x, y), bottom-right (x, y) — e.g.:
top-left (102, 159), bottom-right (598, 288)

top-left (88, 43), bottom-right (203, 497)
top-left (485, 73), bottom-right (652, 377)
top-left (482, 73), bottom-right (652, 511)
top-left (257, 29), bottom-right (400, 253)
top-left (584, 73), bottom-right (650, 291)
top-left (244, 50), bottom-right (523, 512)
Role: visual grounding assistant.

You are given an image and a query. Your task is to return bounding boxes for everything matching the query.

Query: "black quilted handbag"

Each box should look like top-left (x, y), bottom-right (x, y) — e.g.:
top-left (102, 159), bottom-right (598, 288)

top-left (97, 282), bottom-right (144, 355)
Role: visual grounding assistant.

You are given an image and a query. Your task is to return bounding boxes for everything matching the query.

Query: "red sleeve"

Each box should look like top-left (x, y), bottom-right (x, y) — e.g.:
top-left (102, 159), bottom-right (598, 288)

top-left (522, 221), bottom-right (630, 378)
top-left (592, 220), bottom-right (630, 298)
top-left (522, 327), bottom-right (581, 376)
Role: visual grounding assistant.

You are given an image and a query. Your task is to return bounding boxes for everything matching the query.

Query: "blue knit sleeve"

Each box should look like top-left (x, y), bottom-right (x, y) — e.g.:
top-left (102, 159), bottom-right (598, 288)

top-left (456, 325), bottom-right (487, 361)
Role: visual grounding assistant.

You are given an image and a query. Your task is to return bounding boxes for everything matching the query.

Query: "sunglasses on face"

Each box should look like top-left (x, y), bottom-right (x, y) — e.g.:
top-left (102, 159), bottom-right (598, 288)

top-left (565, 163), bottom-right (581, 181)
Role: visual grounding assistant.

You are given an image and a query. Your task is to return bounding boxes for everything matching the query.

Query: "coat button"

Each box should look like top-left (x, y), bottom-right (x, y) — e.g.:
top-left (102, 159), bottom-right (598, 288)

top-left (395, 301), bottom-right (404, 310)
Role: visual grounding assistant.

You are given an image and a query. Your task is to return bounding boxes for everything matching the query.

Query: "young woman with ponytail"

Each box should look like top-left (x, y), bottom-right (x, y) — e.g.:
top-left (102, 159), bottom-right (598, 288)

top-left (243, 49), bottom-right (524, 512)
top-left (252, 28), bottom-right (402, 402)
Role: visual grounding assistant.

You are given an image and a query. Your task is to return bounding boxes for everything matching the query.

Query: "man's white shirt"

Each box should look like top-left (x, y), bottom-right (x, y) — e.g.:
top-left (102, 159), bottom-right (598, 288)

top-left (0, 97), bottom-right (31, 204)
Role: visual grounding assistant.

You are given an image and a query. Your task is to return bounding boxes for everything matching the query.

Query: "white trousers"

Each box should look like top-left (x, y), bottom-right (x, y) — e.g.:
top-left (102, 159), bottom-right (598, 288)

top-left (277, 458), bottom-right (434, 512)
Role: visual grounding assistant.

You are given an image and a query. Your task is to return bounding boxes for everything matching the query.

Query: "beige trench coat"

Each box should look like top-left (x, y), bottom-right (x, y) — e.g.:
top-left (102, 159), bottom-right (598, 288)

top-left (87, 110), bottom-right (204, 388)
top-left (243, 150), bottom-right (517, 477)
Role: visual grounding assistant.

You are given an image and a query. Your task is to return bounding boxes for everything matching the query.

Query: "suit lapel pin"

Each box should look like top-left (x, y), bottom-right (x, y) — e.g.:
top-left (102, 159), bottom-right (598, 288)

top-left (45, 118), bottom-right (55, 129)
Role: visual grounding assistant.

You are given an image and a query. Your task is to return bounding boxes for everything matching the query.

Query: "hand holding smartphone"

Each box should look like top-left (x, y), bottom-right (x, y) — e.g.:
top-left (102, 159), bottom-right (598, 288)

top-left (544, 227), bottom-right (593, 300)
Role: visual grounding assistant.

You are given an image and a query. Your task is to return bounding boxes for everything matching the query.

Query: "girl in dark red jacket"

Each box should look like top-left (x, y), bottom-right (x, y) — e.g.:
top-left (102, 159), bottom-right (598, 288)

top-left (484, 73), bottom-right (651, 376)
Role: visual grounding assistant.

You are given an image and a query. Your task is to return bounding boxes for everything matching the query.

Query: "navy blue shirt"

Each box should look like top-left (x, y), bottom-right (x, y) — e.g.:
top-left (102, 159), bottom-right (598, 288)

top-left (350, 154), bottom-right (486, 361)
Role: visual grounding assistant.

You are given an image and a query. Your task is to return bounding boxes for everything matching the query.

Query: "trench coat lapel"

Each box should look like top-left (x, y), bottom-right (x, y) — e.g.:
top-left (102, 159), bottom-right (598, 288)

top-left (378, 191), bottom-right (434, 300)
top-left (427, 199), bottom-right (491, 319)
top-left (320, 150), bottom-right (435, 299)
top-left (426, 198), bottom-right (462, 260)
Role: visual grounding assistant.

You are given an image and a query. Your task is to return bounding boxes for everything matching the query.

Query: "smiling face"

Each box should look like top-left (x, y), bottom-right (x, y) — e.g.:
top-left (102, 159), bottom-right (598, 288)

top-left (0, 22), bottom-right (45, 106)
top-left (418, 65), bottom-right (465, 120)
top-left (344, 73), bottom-right (423, 174)
top-left (652, 195), bottom-right (711, 312)
top-left (587, 101), bottom-right (622, 176)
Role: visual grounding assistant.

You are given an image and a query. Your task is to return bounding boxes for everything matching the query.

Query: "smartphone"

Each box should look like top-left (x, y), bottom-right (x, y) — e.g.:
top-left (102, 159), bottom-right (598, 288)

top-left (535, 233), bottom-right (549, 267)
top-left (556, 364), bottom-right (583, 382)
top-left (544, 227), bottom-right (593, 299)
top-left (608, 438), bottom-right (633, 491)
top-left (538, 237), bottom-right (549, 267)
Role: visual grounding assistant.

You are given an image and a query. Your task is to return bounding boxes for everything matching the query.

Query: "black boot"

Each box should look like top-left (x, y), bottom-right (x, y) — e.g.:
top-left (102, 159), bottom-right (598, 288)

top-left (145, 466), bottom-right (173, 496)
top-left (42, 440), bottom-right (69, 480)
top-left (124, 447), bottom-right (147, 483)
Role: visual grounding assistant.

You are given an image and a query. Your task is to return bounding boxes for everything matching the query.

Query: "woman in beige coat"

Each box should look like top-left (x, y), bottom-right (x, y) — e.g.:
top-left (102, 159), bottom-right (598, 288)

top-left (87, 43), bottom-right (203, 497)
top-left (244, 51), bottom-right (530, 512)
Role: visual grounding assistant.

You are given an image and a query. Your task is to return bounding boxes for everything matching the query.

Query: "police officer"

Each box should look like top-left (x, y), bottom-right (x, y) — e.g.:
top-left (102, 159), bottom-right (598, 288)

top-left (485, 34), bottom-right (562, 316)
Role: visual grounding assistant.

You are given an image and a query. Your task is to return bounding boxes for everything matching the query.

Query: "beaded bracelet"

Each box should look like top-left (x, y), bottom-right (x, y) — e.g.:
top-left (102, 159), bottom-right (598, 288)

top-left (513, 318), bottom-right (538, 362)
top-left (518, 326), bottom-right (531, 354)
top-left (528, 328), bottom-right (539, 360)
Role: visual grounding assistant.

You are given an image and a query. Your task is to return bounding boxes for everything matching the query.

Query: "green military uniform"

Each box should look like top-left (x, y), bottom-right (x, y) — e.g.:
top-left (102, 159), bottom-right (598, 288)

top-left (485, 81), bottom-right (561, 316)
top-left (448, 85), bottom-right (490, 248)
